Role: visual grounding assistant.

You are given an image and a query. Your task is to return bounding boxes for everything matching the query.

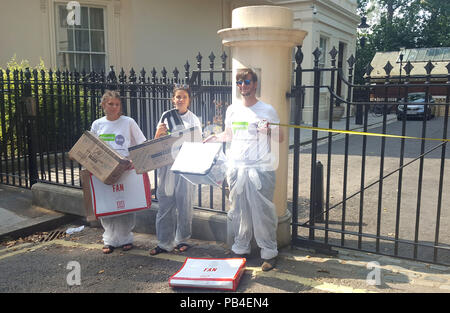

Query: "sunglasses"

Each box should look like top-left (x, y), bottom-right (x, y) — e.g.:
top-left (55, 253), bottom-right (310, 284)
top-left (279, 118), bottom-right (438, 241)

top-left (236, 79), bottom-right (252, 86)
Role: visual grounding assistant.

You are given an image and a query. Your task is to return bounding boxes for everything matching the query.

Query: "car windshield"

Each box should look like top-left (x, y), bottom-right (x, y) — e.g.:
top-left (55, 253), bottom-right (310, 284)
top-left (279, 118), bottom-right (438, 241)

top-left (407, 94), bottom-right (425, 102)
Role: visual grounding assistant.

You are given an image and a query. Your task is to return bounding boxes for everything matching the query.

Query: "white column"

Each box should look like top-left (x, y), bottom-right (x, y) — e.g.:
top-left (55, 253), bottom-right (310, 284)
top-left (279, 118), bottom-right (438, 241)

top-left (218, 5), bottom-right (307, 248)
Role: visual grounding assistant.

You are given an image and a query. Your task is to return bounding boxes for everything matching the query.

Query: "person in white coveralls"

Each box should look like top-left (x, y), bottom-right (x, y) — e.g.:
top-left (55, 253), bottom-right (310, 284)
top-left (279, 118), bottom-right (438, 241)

top-left (150, 84), bottom-right (202, 256)
top-left (204, 68), bottom-right (283, 271)
top-left (90, 90), bottom-right (147, 254)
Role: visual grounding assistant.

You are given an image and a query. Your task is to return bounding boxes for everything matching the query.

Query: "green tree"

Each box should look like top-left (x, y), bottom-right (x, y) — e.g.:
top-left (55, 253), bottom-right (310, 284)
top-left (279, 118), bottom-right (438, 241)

top-left (355, 0), bottom-right (449, 83)
top-left (417, 0), bottom-right (450, 47)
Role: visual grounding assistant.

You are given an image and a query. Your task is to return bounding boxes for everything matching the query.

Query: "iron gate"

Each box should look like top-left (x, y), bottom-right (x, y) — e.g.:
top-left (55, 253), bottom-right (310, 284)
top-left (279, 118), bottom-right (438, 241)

top-left (290, 45), bottom-right (450, 265)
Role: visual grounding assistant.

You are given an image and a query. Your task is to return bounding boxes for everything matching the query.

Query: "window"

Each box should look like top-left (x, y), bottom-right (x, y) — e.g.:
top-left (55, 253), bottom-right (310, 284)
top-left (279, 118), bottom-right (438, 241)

top-left (319, 36), bottom-right (327, 86)
top-left (55, 4), bottom-right (106, 72)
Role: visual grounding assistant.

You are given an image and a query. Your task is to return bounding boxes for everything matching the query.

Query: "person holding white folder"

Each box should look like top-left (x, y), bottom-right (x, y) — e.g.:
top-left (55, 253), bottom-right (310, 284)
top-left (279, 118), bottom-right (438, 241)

top-left (150, 84), bottom-right (202, 256)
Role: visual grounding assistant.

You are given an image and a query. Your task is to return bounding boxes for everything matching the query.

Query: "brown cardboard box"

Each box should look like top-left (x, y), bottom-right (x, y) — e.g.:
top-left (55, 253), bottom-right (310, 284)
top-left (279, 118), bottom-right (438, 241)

top-left (80, 169), bottom-right (97, 222)
top-left (69, 131), bottom-right (130, 185)
top-left (129, 126), bottom-right (202, 174)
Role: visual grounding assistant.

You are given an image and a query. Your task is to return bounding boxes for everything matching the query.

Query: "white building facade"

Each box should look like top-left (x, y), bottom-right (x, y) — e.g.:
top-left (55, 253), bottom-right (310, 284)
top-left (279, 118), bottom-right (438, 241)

top-left (0, 0), bottom-right (358, 122)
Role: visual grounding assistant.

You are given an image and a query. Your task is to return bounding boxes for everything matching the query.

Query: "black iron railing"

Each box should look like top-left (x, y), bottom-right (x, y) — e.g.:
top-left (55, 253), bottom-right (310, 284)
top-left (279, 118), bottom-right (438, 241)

top-left (0, 52), bottom-right (232, 213)
top-left (290, 45), bottom-right (450, 265)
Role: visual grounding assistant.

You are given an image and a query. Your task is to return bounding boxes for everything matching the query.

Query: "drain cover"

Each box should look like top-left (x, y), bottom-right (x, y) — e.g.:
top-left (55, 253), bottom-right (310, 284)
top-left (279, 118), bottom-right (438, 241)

top-left (38, 230), bottom-right (65, 243)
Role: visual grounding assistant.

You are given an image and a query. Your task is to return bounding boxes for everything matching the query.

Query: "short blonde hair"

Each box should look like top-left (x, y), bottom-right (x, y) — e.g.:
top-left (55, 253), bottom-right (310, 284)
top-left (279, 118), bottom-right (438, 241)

top-left (100, 90), bottom-right (123, 115)
top-left (101, 90), bottom-right (121, 106)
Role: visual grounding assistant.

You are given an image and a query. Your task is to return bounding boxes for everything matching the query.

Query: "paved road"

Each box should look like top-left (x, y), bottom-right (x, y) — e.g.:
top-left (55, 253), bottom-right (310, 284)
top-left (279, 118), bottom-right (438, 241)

top-left (294, 117), bottom-right (450, 265)
top-left (1, 222), bottom-right (450, 299)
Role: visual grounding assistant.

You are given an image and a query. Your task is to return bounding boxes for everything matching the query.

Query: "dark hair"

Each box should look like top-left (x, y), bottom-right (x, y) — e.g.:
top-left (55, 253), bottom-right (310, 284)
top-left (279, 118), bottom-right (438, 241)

top-left (236, 68), bottom-right (258, 82)
top-left (173, 84), bottom-right (191, 98)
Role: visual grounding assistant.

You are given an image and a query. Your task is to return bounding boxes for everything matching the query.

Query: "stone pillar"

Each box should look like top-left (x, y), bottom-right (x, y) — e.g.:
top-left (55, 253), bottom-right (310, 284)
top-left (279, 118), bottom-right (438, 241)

top-left (218, 6), bottom-right (307, 249)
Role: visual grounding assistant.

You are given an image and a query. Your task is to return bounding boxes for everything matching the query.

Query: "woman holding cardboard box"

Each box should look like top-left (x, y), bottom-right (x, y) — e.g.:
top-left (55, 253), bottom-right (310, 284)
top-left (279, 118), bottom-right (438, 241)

top-left (90, 90), bottom-right (146, 254)
top-left (150, 84), bottom-right (201, 255)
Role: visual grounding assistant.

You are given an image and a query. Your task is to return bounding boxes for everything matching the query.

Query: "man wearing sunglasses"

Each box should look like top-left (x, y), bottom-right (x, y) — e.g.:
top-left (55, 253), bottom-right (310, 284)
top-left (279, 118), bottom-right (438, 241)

top-left (204, 68), bottom-right (283, 271)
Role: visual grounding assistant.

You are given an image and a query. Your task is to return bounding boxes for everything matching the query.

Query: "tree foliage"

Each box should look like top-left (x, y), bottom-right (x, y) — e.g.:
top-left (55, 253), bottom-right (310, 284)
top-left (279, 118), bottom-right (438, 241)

top-left (355, 0), bottom-right (450, 83)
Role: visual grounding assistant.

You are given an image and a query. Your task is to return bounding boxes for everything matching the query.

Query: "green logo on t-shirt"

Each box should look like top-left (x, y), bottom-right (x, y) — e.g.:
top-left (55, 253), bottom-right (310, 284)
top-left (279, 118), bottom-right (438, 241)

top-left (99, 134), bottom-right (115, 141)
top-left (232, 122), bottom-right (248, 133)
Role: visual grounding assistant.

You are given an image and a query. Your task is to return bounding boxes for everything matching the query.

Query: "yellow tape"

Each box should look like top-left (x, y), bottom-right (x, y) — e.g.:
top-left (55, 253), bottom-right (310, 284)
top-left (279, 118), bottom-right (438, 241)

top-left (272, 122), bottom-right (450, 142)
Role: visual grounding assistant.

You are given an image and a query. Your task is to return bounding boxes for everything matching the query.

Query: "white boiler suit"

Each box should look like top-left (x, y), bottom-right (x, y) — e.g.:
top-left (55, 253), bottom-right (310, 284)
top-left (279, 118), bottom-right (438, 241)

top-left (155, 110), bottom-right (201, 251)
top-left (225, 100), bottom-right (280, 260)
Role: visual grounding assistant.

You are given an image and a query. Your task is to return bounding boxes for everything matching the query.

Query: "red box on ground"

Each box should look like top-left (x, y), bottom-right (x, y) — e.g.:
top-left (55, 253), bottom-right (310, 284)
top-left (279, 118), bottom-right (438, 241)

top-left (169, 258), bottom-right (246, 291)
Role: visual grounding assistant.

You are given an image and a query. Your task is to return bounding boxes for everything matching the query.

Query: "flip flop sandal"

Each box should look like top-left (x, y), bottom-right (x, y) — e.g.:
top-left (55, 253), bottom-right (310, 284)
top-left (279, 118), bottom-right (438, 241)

top-left (149, 246), bottom-right (167, 256)
top-left (122, 243), bottom-right (133, 251)
top-left (175, 243), bottom-right (190, 252)
top-left (102, 245), bottom-right (114, 254)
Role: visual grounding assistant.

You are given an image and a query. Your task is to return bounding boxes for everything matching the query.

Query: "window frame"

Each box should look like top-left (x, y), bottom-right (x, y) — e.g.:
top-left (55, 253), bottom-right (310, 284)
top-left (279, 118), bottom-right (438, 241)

top-left (54, 2), bottom-right (108, 72)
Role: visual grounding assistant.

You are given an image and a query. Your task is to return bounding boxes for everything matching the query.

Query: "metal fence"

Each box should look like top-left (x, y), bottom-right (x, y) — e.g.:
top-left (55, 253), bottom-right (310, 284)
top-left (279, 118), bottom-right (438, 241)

top-left (290, 45), bottom-right (450, 265)
top-left (0, 52), bottom-right (232, 213)
top-left (3, 46), bottom-right (450, 265)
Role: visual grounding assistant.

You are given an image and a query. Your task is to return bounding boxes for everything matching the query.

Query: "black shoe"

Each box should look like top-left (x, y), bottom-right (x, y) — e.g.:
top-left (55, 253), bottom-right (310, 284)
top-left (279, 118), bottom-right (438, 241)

top-left (229, 251), bottom-right (250, 259)
top-left (261, 257), bottom-right (277, 271)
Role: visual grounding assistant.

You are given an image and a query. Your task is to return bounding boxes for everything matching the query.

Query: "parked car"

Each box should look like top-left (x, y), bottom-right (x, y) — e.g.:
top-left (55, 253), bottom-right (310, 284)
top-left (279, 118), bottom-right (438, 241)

top-left (397, 92), bottom-right (435, 121)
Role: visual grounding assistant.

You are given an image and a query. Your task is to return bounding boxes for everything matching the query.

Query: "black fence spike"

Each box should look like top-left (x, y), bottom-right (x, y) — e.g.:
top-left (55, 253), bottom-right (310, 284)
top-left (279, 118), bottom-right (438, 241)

top-left (221, 51), bottom-right (227, 61)
top-left (424, 60), bottom-right (435, 75)
top-left (383, 61), bottom-right (393, 76)
top-left (295, 46), bottom-right (303, 65)
top-left (312, 47), bottom-right (321, 61)
top-left (347, 55), bottom-right (355, 68)
top-left (23, 68), bottom-right (30, 81)
top-left (329, 46), bottom-right (338, 61)
top-left (209, 51), bottom-right (215, 60)
top-left (404, 61), bottom-right (414, 75)
top-left (129, 68), bottom-right (136, 82)
top-left (196, 52), bottom-right (203, 64)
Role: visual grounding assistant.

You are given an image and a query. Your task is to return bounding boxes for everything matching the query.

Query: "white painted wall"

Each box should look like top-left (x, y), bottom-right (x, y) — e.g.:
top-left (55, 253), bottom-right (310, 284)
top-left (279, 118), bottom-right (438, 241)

top-left (0, 0), bottom-right (49, 67)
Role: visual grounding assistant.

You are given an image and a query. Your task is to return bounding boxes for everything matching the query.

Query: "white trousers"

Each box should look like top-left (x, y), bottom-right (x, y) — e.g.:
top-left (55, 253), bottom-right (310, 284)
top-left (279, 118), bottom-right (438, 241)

top-left (100, 213), bottom-right (136, 247)
top-left (227, 167), bottom-right (278, 260)
top-left (156, 166), bottom-right (194, 251)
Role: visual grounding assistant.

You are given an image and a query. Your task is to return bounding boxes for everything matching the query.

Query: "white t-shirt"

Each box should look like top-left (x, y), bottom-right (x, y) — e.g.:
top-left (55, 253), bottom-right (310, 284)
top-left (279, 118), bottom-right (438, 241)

top-left (158, 110), bottom-right (202, 132)
top-left (224, 100), bottom-right (280, 166)
top-left (90, 115), bottom-right (146, 157)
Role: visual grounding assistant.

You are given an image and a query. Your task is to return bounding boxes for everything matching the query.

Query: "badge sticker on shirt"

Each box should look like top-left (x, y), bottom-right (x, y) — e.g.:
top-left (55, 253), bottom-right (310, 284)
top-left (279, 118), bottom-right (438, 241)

top-left (115, 134), bottom-right (125, 146)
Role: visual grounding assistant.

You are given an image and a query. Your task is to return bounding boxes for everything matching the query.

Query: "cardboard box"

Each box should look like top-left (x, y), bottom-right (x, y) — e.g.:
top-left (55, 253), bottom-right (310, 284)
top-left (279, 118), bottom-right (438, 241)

top-left (169, 257), bottom-right (246, 291)
top-left (129, 126), bottom-right (202, 174)
top-left (81, 168), bottom-right (151, 219)
top-left (69, 131), bottom-right (130, 185)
